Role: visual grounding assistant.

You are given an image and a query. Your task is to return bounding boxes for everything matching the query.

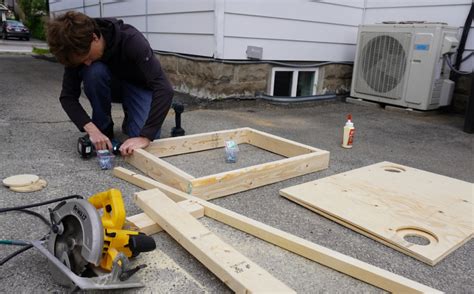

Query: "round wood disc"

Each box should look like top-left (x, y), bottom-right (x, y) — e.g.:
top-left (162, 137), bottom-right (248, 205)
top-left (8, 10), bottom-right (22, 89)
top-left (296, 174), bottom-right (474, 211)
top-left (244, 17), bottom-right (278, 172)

top-left (2, 174), bottom-right (39, 187)
top-left (9, 179), bottom-right (47, 193)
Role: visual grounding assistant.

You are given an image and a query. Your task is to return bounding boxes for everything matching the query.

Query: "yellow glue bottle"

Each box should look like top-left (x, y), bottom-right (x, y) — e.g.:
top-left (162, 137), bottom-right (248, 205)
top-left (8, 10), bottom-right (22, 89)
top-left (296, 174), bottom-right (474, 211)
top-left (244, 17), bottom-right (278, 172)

top-left (342, 114), bottom-right (355, 148)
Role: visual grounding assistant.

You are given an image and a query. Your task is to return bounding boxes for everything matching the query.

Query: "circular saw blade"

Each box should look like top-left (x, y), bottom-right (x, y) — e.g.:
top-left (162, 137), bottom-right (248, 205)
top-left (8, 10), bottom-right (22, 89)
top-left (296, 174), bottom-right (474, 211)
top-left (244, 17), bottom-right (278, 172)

top-left (53, 215), bottom-right (89, 276)
top-left (47, 199), bottom-right (104, 288)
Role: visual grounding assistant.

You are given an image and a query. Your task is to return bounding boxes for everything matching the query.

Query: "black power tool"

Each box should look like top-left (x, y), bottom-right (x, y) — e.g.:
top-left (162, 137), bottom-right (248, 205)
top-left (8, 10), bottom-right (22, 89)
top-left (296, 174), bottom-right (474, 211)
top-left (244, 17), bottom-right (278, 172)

top-left (78, 102), bottom-right (184, 158)
top-left (77, 135), bottom-right (122, 158)
top-left (171, 102), bottom-right (185, 137)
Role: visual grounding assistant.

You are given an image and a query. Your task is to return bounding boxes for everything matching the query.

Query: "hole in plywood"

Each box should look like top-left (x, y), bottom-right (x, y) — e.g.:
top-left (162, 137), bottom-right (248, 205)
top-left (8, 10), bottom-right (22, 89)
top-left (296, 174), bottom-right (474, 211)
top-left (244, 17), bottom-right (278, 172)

top-left (404, 234), bottom-right (430, 246)
top-left (383, 165), bottom-right (406, 173)
top-left (396, 227), bottom-right (438, 246)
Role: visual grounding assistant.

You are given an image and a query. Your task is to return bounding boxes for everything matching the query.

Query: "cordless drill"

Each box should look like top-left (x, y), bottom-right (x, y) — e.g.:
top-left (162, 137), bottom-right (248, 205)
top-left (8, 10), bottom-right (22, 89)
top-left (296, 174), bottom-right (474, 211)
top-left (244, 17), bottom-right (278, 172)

top-left (171, 102), bottom-right (185, 137)
top-left (77, 135), bottom-right (122, 158)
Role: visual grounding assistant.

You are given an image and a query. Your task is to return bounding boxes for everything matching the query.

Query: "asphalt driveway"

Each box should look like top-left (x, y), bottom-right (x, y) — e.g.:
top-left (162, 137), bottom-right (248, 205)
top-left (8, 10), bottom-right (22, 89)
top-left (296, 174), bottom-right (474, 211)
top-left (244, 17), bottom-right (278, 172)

top-left (0, 54), bottom-right (472, 293)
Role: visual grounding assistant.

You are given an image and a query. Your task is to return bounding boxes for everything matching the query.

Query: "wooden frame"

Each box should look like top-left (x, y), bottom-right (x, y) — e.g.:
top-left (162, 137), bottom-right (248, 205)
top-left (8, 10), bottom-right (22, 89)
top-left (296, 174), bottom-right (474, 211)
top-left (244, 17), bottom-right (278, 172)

top-left (114, 167), bottom-right (441, 293)
top-left (126, 127), bottom-right (330, 200)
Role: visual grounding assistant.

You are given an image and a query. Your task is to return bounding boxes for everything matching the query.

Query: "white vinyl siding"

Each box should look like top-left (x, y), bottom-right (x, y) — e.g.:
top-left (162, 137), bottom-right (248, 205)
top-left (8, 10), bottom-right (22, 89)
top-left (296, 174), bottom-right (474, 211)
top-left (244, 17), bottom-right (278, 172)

top-left (49, 0), bottom-right (473, 70)
top-left (221, 0), bottom-right (362, 60)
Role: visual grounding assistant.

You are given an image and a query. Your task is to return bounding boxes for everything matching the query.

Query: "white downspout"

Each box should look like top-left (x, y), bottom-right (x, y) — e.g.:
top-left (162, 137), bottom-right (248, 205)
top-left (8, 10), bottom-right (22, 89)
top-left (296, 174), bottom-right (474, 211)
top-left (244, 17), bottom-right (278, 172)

top-left (214, 0), bottom-right (225, 59)
top-left (361, 0), bottom-right (367, 25)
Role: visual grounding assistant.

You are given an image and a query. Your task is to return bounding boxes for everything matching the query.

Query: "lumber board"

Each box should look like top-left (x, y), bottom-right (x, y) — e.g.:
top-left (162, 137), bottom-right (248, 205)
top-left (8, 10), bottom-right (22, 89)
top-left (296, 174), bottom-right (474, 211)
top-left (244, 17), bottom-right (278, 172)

top-left (280, 162), bottom-right (474, 266)
top-left (246, 129), bottom-right (321, 157)
top-left (145, 128), bottom-right (250, 157)
top-left (114, 167), bottom-right (441, 293)
top-left (125, 148), bottom-right (194, 191)
top-left (135, 189), bottom-right (295, 293)
top-left (189, 151), bottom-right (330, 199)
top-left (126, 199), bottom-right (204, 235)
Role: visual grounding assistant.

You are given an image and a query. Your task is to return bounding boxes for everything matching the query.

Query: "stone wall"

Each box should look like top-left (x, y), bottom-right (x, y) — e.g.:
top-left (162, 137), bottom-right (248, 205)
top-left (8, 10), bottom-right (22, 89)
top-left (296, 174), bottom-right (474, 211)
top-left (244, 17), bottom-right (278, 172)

top-left (158, 54), bottom-right (271, 99)
top-left (157, 53), bottom-right (353, 99)
top-left (317, 64), bottom-right (353, 95)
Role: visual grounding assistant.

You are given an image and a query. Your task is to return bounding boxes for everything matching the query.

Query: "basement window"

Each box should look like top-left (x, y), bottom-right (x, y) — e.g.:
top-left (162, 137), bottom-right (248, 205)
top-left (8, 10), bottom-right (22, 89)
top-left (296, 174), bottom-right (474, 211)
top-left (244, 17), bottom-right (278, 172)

top-left (270, 67), bottom-right (319, 97)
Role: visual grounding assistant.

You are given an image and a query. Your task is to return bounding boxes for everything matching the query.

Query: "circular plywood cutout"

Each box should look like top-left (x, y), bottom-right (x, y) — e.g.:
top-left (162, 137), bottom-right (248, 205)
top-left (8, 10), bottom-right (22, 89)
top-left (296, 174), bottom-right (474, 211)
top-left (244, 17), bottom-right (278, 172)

top-left (396, 226), bottom-right (438, 246)
top-left (3, 174), bottom-right (39, 187)
top-left (9, 179), bottom-right (47, 193)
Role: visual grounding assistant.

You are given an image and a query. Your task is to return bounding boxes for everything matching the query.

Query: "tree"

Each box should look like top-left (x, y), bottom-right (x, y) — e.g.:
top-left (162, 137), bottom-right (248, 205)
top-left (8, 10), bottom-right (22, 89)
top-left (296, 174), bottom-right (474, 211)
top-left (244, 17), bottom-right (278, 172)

top-left (18, 0), bottom-right (49, 40)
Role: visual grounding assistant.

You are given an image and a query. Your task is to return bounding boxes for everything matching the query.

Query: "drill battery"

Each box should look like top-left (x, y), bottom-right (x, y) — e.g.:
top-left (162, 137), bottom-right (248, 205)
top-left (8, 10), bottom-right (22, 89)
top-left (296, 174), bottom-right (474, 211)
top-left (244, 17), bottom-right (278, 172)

top-left (77, 135), bottom-right (121, 158)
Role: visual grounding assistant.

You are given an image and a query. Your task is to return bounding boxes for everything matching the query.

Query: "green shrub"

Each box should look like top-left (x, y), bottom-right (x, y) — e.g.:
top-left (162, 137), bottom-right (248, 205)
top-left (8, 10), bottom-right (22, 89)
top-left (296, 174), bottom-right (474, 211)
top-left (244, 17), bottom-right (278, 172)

top-left (32, 47), bottom-right (49, 55)
top-left (19, 0), bottom-right (48, 40)
top-left (30, 17), bottom-right (46, 40)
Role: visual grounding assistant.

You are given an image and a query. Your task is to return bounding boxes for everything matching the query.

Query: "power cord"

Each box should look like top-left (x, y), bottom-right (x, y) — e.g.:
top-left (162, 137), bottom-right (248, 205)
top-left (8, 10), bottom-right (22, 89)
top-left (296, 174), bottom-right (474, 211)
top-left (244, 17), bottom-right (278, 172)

top-left (444, 53), bottom-right (472, 76)
top-left (0, 195), bottom-right (84, 266)
top-left (0, 195), bottom-right (83, 213)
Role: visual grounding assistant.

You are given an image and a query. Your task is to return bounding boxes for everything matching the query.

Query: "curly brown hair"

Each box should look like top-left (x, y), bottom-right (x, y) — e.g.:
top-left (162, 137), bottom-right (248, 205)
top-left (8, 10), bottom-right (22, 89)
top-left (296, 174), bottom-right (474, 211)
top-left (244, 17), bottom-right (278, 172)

top-left (47, 11), bottom-right (99, 66)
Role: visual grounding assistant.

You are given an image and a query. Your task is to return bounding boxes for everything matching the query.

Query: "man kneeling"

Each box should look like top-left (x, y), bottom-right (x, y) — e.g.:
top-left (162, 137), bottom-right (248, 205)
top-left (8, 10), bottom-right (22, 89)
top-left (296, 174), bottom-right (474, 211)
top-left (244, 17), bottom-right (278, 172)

top-left (47, 11), bottom-right (173, 156)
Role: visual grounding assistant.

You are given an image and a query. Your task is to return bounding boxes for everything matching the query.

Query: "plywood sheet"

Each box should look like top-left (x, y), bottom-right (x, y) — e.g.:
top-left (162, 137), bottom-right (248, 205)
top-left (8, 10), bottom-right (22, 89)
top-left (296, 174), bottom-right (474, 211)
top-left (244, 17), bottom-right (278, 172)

top-left (280, 162), bottom-right (474, 265)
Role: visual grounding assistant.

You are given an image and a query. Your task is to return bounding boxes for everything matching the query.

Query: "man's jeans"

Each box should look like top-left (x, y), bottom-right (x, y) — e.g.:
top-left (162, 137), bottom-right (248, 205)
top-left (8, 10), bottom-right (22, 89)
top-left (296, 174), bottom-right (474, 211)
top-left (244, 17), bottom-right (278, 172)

top-left (81, 62), bottom-right (161, 139)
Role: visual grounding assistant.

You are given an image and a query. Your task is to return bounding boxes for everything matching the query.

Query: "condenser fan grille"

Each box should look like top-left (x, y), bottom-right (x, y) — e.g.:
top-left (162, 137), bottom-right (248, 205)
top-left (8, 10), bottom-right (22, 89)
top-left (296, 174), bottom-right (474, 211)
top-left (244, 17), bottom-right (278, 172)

top-left (355, 32), bottom-right (411, 99)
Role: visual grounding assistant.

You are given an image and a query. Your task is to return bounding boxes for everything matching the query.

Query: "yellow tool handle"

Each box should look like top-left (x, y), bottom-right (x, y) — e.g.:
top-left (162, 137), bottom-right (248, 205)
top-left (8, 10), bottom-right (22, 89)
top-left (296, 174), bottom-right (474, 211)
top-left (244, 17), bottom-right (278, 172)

top-left (88, 189), bottom-right (126, 229)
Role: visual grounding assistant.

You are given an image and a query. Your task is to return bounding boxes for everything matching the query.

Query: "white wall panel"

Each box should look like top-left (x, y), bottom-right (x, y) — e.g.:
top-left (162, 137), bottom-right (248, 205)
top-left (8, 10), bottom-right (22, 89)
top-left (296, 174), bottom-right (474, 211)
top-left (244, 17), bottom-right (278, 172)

top-left (364, 5), bottom-right (470, 27)
top-left (49, 0), bottom-right (84, 12)
top-left (460, 28), bottom-right (474, 72)
top-left (458, 27), bottom-right (474, 49)
top-left (147, 0), bottom-right (214, 14)
top-left (459, 52), bottom-right (473, 72)
top-left (321, 0), bottom-right (364, 8)
top-left (147, 12), bottom-right (214, 34)
top-left (85, 0), bottom-right (100, 5)
top-left (366, 0), bottom-right (470, 8)
top-left (223, 0), bottom-right (362, 60)
top-left (225, 0), bottom-right (362, 27)
top-left (49, 0), bottom-right (473, 63)
top-left (84, 5), bottom-right (100, 18)
top-left (119, 16), bottom-right (146, 32)
top-left (102, 0), bottom-right (146, 17)
top-left (222, 37), bottom-right (356, 61)
top-left (225, 14), bottom-right (357, 44)
top-left (147, 33), bottom-right (215, 56)
top-left (466, 27), bottom-right (474, 50)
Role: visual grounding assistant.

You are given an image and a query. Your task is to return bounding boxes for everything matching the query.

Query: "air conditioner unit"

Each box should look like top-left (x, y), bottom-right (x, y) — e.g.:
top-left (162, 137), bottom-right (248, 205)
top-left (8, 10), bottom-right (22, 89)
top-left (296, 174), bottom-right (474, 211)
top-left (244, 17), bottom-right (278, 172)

top-left (350, 23), bottom-right (459, 110)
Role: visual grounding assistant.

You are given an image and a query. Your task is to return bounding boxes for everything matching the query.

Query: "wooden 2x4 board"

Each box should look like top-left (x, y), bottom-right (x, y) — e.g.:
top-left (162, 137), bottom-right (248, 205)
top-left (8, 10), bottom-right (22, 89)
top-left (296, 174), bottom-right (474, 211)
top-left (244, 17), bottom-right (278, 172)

top-left (280, 162), bottom-right (473, 265)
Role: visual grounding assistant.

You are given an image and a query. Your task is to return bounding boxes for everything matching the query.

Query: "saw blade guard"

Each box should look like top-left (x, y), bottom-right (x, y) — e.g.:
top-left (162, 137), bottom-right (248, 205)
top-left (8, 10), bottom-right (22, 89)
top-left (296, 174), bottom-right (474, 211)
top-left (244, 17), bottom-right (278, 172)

top-left (48, 199), bottom-right (104, 267)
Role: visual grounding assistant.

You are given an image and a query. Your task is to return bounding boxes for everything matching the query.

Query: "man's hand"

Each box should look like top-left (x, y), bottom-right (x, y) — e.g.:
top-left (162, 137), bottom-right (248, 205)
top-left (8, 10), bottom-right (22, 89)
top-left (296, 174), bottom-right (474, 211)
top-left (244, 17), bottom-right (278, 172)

top-left (119, 137), bottom-right (151, 156)
top-left (84, 122), bottom-right (112, 151)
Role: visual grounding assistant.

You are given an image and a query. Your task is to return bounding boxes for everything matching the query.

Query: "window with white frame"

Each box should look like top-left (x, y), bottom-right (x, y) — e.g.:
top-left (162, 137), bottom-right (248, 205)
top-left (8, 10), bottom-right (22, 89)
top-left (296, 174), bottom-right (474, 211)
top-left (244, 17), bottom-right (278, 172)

top-left (270, 67), bottom-right (319, 97)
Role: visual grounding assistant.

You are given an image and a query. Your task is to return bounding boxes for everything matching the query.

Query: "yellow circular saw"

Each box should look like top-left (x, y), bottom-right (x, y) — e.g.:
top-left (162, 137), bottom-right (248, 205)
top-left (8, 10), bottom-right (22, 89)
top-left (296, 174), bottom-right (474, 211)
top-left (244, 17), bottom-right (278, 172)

top-left (30, 189), bottom-right (155, 290)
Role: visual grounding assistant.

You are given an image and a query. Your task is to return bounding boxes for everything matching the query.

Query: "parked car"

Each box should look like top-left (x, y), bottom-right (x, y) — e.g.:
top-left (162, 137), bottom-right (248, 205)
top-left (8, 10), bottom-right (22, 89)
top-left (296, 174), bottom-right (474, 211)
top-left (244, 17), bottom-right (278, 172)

top-left (2, 20), bottom-right (30, 41)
